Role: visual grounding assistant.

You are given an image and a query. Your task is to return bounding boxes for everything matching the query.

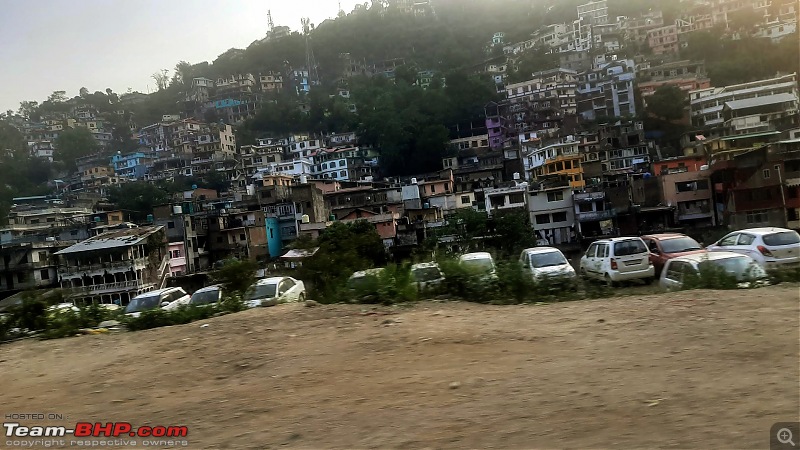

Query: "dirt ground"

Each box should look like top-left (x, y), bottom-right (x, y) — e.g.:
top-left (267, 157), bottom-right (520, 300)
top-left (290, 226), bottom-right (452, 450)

top-left (1, 284), bottom-right (799, 449)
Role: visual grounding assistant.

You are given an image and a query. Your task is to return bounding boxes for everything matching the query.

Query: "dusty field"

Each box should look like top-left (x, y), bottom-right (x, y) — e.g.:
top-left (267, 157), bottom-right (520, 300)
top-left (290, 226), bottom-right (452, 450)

top-left (1, 285), bottom-right (799, 449)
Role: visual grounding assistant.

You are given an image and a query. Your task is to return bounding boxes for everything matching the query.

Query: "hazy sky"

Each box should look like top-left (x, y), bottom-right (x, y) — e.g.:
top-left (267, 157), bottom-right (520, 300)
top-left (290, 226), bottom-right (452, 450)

top-left (0, 0), bottom-right (361, 113)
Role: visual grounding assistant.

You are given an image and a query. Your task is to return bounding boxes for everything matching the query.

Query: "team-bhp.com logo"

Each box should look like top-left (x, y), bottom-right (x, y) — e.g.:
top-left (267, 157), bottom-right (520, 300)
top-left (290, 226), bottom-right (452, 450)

top-left (5, 422), bottom-right (188, 438)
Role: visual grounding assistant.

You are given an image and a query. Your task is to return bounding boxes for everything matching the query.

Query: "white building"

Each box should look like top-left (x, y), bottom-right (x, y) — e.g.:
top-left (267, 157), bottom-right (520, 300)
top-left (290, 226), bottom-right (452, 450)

top-left (577, 56), bottom-right (637, 120)
top-left (689, 73), bottom-right (798, 129)
top-left (484, 182), bottom-right (528, 217)
top-left (523, 140), bottom-right (580, 179)
top-left (528, 183), bottom-right (576, 245)
top-left (577, 0), bottom-right (609, 25)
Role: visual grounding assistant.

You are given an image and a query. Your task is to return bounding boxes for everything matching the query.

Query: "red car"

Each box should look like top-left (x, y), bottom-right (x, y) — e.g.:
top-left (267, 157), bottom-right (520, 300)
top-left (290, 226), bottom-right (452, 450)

top-left (641, 233), bottom-right (707, 277)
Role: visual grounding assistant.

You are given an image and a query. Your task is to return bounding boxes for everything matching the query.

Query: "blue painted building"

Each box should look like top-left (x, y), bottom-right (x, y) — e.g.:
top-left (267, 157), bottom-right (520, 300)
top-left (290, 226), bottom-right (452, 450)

top-left (266, 217), bottom-right (282, 258)
top-left (111, 152), bottom-right (153, 179)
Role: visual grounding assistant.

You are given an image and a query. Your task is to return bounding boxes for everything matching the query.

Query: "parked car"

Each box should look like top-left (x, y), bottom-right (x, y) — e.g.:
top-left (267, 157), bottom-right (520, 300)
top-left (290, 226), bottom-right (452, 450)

top-left (411, 262), bottom-right (445, 292)
top-left (347, 268), bottom-right (386, 302)
top-left (642, 233), bottom-right (706, 276)
top-left (188, 285), bottom-right (224, 307)
top-left (458, 252), bottom-right (498, 279)
top-left (519, 247), bottom-right (576, 286)
top-left (244, 277), bottom-right (306, 307)
top-left (659, 251), bottom-right (768, 291)
top-left (125, 287), bottom-right (190, 317)
top-left (579, 237), bottom-right (655, 286)
top-left (706, 227), bottom-right (800, 269)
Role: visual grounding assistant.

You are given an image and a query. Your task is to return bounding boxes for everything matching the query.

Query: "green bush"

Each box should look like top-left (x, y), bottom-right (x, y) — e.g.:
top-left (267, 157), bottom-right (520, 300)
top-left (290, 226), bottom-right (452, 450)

top-left (438, 258), bottom-right (497, 302)
top-left (767, 265), bottom-right (800, 285)
top-left (122, 304), bottom-right (218, 331)
top-left (346, 265), bottom-right (418, 305)
top-left (682, 263), bottom-right (741, 290)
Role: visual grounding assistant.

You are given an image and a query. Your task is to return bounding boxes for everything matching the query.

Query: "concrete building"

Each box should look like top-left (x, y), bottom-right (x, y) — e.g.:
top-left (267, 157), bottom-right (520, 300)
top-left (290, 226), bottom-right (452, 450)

top-left (689, 73), bottom-right (798, 132)
top-left (638, 60), bottom-right (712, 101)
top-left (577, 57), bottom-right (637, 121)
top-left (647, 25), bottom-right (680, 55)
top-left (55, 226), bottom-right (169, 307)
top-left (484, 182), bottom-right (528, 218)
top-left (527, 177), bottom-right (576, 245)
top-left (577, 0), bottom-right (609, 25)
top-left (659, 170), bottom-right (716, 227)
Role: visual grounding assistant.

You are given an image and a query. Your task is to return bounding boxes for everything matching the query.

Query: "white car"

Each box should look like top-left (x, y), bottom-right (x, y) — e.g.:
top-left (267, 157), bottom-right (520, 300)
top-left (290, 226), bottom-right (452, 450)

top-left (458, 252), bottom-right (498, 279)
top-left (244, 277), bottom-right (306, 307)
top-left (706, 227), bottom-right (800, 269)
top-left (410, 262), bottom-right (445, 292)
top-left (579, 237), bottom-right (655, 286)
top-left (519, 247), bottom-right (577, 286)
top-left (188, 285), bottom-right (224, 307)
top-left (125, 287), bottom-right (190, 317)
top-left (659, 251), bottom-right (767, 291)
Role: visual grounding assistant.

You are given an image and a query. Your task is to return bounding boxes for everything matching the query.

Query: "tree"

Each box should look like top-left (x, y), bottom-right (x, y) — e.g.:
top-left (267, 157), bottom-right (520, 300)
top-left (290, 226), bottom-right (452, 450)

top-left (646, 85), bottom-right (687, 122)
top-left (152, 69), bottom-right (170, 91)
top-left (54, 127), bottom-right (100, 172)
top-left (47, 91), bottom-right (67, 103)
top-left (107, 182), bottom-right (171, 221)
top-left (17, 101), bottom-right (39, 120)
top-left (210, 259), bottom-right (257, 295)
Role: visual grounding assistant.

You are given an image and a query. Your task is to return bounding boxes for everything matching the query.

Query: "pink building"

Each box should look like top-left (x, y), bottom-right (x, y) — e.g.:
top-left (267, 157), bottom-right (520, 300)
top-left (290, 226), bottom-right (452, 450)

top-left (168, 242), bottom-right (187, 276)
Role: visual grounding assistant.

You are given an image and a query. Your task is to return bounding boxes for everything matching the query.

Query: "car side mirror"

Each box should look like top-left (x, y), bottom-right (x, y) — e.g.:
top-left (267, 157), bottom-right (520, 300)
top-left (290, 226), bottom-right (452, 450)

top-left (651, 248), bottom-right (660, 254)
top-left (160, 301), bottom-right (170, 307)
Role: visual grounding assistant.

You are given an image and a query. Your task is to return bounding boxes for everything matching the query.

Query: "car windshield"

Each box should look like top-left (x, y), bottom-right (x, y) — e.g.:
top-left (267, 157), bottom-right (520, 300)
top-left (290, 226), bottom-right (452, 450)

top-left (245, 283), bottom-right (277, 300)
top-left (190, 289), bottom-right (220, 305)
top-left (412, 267), bottom-right (443, 282)
top-left (124, 294), bottom-right (161, 313)
top-left (614, 240), bottom-right (647, 256)
top-left (461, 258), bottom-right (495, 273)
top-left (660, 236), bottom-right (703, 253)
top-left (699, 256), bottom-right (764, 280)
top-left (530, 251), bottom-right (568, 268)
top-left (762, 231), bottom-right (800, 246)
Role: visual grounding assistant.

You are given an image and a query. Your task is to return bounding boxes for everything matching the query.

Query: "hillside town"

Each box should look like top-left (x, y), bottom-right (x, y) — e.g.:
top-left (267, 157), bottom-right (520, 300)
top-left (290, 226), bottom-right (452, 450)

top-left (0, 0), bottom-right (798, 304)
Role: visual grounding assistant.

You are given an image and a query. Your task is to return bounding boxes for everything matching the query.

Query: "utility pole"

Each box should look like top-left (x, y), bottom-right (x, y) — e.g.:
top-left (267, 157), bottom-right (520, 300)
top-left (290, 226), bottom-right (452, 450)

top-left (777, 162), bottom-right (788, 227)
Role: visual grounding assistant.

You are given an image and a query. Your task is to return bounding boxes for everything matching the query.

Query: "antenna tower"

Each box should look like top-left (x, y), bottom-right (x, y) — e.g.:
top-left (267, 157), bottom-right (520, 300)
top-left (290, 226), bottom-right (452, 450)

top-left (302, 18), bottom-right (320, 86)
top-left (268, 10), bottom-right (275, 32)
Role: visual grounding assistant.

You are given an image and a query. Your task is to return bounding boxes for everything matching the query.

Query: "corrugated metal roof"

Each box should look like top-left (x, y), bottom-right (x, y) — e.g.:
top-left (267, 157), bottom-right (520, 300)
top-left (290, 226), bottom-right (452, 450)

top-left (54, 226), bottom-right (163, 255)
top-left (724, 93), bottom-right (797, 110)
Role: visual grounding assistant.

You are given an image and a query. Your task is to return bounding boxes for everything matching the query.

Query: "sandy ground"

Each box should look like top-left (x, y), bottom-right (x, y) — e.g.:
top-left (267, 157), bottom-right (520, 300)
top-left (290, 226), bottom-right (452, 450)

top-left (1, 284), bottom-right (799, 449)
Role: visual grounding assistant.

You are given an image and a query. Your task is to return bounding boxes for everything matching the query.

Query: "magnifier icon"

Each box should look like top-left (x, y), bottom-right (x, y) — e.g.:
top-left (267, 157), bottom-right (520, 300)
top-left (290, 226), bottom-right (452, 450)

top-left (778, 428), bottom-right (796, 446)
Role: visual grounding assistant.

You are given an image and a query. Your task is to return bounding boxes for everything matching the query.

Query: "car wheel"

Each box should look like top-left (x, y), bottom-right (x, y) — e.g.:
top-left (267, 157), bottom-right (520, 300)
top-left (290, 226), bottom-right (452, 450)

top-left (579, 268), bottom-right (588, 279)
top-left (298, 292), bottom-right (306, 302)
top-left (604, 274), bottom-right (616, 288)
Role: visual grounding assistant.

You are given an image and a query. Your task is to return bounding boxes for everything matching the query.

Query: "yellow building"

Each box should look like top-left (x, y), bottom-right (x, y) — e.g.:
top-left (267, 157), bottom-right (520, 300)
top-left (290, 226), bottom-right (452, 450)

top-left (525, 141), bottom-right (585, 189)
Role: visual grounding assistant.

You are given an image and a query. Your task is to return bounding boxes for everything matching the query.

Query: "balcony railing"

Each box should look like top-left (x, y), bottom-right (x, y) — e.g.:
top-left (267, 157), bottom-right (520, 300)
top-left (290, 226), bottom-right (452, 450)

top-left (60, 258), bottom-right (148, 275)
top-left (574, 192), bottom-right (605, 202)
top-left (576, 209), bottom-right (616, 222)
top-left (66, 281), bottom-right (155, 296)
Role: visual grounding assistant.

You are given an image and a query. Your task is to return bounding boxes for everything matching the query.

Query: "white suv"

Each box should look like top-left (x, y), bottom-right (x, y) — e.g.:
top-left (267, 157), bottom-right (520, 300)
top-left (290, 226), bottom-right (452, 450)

top-left (579, 237), bottom-right (655, 286)
top-left (706, 227), bottom-right (800, 269)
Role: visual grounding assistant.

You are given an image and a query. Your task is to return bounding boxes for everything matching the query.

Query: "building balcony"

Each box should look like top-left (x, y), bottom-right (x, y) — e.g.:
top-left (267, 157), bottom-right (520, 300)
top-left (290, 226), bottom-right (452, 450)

top-left (576, 209), bottom-right (616, 222)
top-left (0, 260), bottom-right (55, 271)
top-left (59, 258), bottom-right (149, 277)
top-left (65, 280), bottom-right (155, 296)
top-left (574, 191), bottom-right (605, 202)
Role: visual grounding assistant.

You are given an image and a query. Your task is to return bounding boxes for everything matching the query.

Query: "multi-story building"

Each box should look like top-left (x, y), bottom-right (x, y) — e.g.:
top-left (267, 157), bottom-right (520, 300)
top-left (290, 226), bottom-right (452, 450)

top-left (577, 0), bottom-right (609, 25)
top-left (524, 140), bottom-right (586, 189)
top-left (0, 240), bottom-right (68, 294)
top-left (111, 151), bottom-right (155, 179)
top-left (527, 176), bottom-right (577, 245)
top-left (258, 72), bottom-right (284, 93)
top-left (484, 182), bottom-right (528, 218)
top-left (646, 25), bottom-right (680, 55)
top-left (689, 73), bottom-right (798, 132)
top-left (577, 57), bottom-right (637, 121)
top-left (638, 60), bottom-right (712, 101)
top-left (312, 147), bottom-right (378, 181)
top-left (620, 10), bottom-right (665, 43)
top-left (659, 169), bottom-right (716, 227)
top-left (55, 226), bottom-right (169, 307)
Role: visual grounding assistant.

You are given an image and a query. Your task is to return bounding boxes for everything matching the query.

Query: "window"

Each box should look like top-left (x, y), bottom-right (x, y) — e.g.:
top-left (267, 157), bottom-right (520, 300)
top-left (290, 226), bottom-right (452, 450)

top-left (547, 191), bottom-right (564, 202)
top-left (40, 269), bottom-right (50, 280)
top-left (737, 234), bottom-right (755, 245)
top-left (431, 185), bottom-right (436, 193)
top-left (745, 210), bottom-right (769, 224)
top-left (552, 212), bottom-right (568, 223)
top-left (718, 233), bottom-right (739, 246)
top-left (340, 171), bottom-right (347, 177)
top-left (665, 261), bottom-right (683, 282)
top-left (585, 243), bottom-right (597, 257)
top-left (762, 169), bottom-right (770, 179)
top-left (167, 221), bottom-right (175, 229)
top-left (535, 214), bottom-right (550, 224)
top-left (461, 196), bottom-right (470, 204)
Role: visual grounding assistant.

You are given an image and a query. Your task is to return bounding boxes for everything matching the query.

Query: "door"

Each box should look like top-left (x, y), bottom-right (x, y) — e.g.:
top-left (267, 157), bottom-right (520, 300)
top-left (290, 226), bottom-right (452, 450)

top-left (611, 238), bottom-right (650, 274)
top-left (710, 233), bottom-right (740, 252)
top-left (644, 238), bottom-right (666, 274)
top-left (661, 260), bottom-right (684, 290)
top-left (582, 244), bottom-right (598, 277)
top-left (278, 278), bottom-right (296, 302)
